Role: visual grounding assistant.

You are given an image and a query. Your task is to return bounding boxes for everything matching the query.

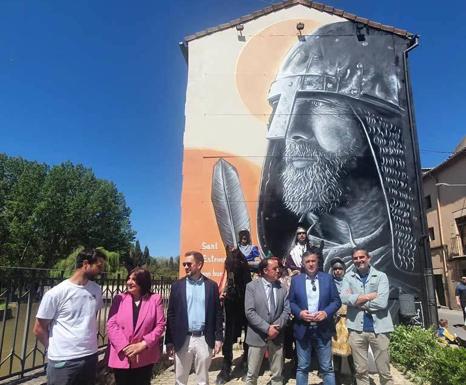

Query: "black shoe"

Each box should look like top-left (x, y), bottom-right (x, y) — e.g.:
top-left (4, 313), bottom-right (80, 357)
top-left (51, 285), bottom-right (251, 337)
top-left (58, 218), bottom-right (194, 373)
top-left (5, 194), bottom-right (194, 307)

top-left (216, 367), bottom-right (231, 385)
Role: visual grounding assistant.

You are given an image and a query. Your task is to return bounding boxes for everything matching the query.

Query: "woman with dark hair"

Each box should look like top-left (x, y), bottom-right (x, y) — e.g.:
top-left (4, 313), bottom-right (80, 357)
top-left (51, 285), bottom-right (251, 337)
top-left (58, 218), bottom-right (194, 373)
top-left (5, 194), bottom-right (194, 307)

top-left (107, 268), bottom-right (166, 385)
top-left (216, 238), bottom-right (252, 384)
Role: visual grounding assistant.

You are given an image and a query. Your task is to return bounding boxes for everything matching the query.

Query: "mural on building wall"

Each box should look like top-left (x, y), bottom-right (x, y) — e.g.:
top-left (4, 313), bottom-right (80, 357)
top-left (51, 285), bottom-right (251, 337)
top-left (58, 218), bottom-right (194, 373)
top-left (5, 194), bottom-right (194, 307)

top-left (181, 13), bottom-right (423, 301)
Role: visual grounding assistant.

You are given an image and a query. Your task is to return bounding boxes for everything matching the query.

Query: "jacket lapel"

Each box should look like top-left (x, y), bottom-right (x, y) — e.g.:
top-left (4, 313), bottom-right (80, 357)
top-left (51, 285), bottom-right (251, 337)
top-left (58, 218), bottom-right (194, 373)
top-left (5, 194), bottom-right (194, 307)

top-left (301, 274), bottom-right (309, 310)
top-left (203, 275), bottom-right (210, 321)
top-left (121, 294), bottom-right (135, 334)
top-left (317, 274), bottom-right (325, 310)
top-left (134, 296), bottom-right (150, 334)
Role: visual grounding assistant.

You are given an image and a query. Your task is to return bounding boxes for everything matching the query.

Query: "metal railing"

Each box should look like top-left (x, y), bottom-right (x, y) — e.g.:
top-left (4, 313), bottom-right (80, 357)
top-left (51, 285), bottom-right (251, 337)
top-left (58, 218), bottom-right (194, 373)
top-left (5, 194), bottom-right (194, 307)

top-left (0, 268), bottom-right (174, 381)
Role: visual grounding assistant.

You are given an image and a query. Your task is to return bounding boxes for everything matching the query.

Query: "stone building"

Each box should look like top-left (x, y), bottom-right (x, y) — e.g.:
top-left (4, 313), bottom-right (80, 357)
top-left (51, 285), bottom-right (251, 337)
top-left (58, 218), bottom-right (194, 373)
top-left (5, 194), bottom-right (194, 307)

top-left (423, 137), bottom-right (466, 308)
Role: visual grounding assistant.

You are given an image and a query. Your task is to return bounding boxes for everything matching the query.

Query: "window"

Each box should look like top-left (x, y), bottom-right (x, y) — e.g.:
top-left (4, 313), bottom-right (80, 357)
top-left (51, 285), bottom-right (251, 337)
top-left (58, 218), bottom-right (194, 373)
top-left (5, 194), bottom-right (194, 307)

top-left (424, 195), bottom-right (432, 209)
top-left (456, 217), bottom-right (466, 256)
top-left (428, 227), bottom-right (435, 241)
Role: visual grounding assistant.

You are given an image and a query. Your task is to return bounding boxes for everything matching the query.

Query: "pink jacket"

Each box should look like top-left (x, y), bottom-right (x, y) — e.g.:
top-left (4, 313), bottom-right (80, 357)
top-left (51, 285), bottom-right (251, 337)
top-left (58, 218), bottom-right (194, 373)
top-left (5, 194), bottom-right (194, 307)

top-left (107, 293), bottom-right (166, 369)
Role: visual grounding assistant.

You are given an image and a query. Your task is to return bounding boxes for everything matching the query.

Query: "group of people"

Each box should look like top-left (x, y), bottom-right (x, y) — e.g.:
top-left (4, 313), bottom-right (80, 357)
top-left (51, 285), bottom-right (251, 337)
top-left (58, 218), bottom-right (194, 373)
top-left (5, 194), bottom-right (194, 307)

top-left (33, 228), bottom-right (396, 385)
top-left (214, 227), bottom-right (396, 385)
top-left (33, 249), bottom-right (167, 385)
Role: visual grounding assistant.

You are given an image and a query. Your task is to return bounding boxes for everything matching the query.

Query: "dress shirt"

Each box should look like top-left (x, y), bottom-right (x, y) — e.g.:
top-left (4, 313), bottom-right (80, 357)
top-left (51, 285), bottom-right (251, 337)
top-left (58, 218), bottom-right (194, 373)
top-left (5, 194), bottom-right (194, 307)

top-left (186, 276), bottom-right (205, 331)
top-left (261, 277), bottom-right (277, 313)
top-left (305, 274), bottom-right (320, 314)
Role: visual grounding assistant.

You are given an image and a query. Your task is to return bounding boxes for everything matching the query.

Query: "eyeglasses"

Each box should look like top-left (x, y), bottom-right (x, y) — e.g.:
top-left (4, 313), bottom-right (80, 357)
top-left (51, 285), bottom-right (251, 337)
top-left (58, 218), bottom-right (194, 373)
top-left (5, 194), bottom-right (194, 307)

top-left (182, 262), bottom-right (192, 267)
top-left (297, 232), bottom-right (306, 235)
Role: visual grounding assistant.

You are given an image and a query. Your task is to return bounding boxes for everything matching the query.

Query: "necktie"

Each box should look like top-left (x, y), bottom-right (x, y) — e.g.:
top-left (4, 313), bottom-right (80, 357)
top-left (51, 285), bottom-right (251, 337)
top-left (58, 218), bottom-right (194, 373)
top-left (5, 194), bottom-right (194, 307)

top-left (268, 284), bottom-right (276, 322)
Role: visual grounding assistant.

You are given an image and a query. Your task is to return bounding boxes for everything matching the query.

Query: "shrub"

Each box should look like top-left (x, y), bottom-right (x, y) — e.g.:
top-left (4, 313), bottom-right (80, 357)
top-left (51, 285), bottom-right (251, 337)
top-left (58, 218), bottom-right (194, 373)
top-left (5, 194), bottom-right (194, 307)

top-left (390, 325), bottom-right (466, 385)
top-left (429, 346), bottom-right (466, 385)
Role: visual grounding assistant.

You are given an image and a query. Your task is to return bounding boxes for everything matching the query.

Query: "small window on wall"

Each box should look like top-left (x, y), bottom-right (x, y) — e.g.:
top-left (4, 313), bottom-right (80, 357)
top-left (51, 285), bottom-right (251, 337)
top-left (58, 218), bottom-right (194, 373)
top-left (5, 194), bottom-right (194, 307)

top-left (424, 195), bottom-right (432, 209)
top-left (456, 217), bottom-right (466, 256)
top-left (428, 227), bottom-right (435, 241)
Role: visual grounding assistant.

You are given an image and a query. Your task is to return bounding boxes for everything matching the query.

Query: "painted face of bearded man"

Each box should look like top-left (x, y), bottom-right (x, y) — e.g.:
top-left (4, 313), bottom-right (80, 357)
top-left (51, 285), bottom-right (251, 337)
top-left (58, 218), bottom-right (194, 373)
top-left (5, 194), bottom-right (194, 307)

top-left (281, 97), bottom-right (366, 216)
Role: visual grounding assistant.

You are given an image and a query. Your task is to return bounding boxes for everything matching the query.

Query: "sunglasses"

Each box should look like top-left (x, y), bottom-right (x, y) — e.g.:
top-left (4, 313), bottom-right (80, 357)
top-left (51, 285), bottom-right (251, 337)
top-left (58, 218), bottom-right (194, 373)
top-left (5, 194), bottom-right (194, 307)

top-left (182, 262), bottom-right (193, 267)
top-left (311, 279), bottom-right (316, 292)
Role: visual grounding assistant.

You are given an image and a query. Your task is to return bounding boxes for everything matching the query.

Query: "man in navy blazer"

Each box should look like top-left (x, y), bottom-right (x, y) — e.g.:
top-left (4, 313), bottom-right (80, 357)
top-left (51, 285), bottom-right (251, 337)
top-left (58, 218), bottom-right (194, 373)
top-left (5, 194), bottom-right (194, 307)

top-left (166, 251), bottom-right (224, 385)
top-left (289, 249), bottom-right (341, 385)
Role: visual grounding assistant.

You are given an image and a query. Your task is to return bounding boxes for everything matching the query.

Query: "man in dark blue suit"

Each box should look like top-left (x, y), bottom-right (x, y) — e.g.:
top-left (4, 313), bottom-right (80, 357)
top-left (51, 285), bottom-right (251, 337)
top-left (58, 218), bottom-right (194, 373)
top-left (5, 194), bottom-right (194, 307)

top-left (166, 251), bottom-right (224, 385)
top-left (289, 249), bottom-right (341, 385)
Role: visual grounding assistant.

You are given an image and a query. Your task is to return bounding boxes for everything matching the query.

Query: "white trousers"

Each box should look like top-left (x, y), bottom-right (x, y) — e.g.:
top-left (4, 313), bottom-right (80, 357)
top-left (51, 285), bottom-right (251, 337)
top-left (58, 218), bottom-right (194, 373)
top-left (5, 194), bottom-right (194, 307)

top-left (175, 335), bottom-right (213, 385)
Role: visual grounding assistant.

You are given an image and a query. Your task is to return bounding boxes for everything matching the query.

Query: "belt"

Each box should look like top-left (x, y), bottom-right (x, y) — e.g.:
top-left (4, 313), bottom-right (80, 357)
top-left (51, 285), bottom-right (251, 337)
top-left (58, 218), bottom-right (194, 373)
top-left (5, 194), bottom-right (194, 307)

top-left (187, 330), bottom-right (205, 337)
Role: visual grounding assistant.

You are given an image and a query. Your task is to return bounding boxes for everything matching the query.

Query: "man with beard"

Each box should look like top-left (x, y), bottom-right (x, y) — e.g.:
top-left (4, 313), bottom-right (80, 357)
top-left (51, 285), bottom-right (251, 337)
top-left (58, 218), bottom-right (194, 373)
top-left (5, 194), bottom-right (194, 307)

top-left (257, 21), bottom-right (420, 296)
top-left (285, 226), bottom-right (311, 274)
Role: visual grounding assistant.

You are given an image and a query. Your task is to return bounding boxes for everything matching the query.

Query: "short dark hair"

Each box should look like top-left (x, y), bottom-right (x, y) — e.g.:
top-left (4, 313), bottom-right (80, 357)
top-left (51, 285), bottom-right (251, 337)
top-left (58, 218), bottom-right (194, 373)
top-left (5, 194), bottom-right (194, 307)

top-left (128, 267), bottom-right (152, 296)
top-left (352, 248), bottom-right (370, 258)
top-left (185, 251), bottom-right (204, 265)
top-left (76, 249), bottom-right (107, 269)
top-left (302, 247), bottom-right (322, 260)
top-left (258, 256), bottom-right (280, 276)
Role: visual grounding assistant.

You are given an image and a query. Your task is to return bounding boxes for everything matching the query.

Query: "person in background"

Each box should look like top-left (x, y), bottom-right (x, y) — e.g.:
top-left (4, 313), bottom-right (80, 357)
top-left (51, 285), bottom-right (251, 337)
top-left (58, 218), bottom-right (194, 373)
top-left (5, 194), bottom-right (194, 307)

top-left (236, 229), bottom-right (261, 272)
top-left (285, 226), bottom-right (311, 275)
top-left (166, 251), bottom-right (223, 385)
top-left (455, 276), bottom-right (466, 329)
top-left (107, 268), bottom-right (166, 385)
top-left (340, 248), bottom-right (394, 385)
top-left (33, 249), bottom-right (106, 385)
top-left (289, 250), bottom-right (341, 385)
top-left (216, 242), bottom-right (252, 384)
top-left (436, 318), bottom-right (456, 344)
top-left (244, 257), bottom-right (290, 385)
top-left (330, 258), bottom-right (355, 385)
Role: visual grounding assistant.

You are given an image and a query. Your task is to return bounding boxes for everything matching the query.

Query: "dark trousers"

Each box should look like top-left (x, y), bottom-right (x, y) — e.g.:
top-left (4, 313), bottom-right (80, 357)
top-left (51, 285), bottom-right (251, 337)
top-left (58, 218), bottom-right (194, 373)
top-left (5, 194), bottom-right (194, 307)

top-left (47, 353), bottom-right (97, 385)
top-left (113, 364), bottom-right (154, 385)
top-left (222, 300), bottom-right (248, 367)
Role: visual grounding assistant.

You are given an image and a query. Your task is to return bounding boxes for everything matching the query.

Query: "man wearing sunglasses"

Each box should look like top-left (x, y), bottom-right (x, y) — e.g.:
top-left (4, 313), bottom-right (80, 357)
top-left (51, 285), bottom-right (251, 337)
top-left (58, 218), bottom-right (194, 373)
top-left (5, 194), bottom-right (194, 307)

top-left (165, 251), bottom-right (224, 385)
top-left (289, 250), bottom-right (341, 385)
top-left (285, 226), bottom-right (312, 275)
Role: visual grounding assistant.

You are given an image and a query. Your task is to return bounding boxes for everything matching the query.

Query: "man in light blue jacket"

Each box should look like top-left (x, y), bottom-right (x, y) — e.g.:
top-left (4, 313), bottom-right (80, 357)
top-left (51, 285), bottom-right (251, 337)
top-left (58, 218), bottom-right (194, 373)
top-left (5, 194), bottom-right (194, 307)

top-left (340, 248), bottom-right (394, 385)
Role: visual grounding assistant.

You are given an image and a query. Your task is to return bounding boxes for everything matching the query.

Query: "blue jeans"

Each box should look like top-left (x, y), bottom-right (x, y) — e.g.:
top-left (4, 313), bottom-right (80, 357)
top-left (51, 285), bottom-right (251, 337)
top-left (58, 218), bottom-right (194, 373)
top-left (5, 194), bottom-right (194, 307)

top-left (296, 332), bottom-right (335, 385)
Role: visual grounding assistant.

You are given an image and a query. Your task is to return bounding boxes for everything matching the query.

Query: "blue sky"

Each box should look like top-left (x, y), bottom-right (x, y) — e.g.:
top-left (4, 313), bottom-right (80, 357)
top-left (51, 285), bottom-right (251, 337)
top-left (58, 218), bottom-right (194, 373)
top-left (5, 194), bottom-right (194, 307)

top-left (1, 0), bottom-right (465, 257)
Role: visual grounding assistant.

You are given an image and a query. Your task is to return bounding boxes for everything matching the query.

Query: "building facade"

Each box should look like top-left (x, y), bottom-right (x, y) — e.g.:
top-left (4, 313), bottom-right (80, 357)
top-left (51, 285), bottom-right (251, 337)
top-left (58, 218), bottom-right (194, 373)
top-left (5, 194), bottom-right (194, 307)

top-left (423, 138), bottom-right (466, 308)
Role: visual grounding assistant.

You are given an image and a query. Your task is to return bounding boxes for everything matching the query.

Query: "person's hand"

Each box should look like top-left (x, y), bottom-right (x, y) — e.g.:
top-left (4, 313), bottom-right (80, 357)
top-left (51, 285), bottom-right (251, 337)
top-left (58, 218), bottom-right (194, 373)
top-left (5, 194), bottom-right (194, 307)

top-left (214, 340), bottom-right (223, 356)
top-left (267, 325), bottom-right (280, 340)
top-left (457, 299), bottom-right (461, 307)
top-left (366, 292), bottom-right (377, 301)
top-left (123, 341), bottom-right (147, 358)
top-left (166, 343), bottom-right (175, 358)
top-left (300, 310), bottom-right (313, 322)
top-left (313, 311), bottom-right (327, 322)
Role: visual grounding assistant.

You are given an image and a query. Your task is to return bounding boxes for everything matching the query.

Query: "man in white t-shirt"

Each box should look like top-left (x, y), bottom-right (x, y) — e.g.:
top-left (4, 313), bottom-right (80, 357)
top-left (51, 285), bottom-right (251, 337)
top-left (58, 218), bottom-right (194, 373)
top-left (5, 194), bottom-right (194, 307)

top-left (34, 249), bottom-right (106, 385)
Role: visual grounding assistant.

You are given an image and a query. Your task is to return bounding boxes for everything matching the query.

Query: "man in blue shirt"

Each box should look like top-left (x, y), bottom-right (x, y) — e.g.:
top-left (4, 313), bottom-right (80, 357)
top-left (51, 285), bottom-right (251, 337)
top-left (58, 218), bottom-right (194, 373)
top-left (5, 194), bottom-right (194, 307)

top-left (455, 276), bottom-right (466, 327)
top-left (166, 251), bottom-right (224, 385)
top-left (340, 248), bottom-right (394, 385)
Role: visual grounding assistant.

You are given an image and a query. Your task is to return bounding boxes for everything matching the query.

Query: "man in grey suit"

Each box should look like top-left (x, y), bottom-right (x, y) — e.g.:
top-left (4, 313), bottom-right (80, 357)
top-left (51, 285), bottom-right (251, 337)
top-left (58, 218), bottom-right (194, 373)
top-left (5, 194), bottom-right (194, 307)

top-left (244, 257), bottom-right (290, 385)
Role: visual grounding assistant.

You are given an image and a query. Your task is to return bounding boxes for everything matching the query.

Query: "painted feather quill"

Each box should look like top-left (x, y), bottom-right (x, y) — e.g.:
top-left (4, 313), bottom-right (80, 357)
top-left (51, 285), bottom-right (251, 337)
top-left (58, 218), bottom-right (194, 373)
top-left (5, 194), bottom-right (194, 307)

top-left (211, 158), bottom-right (250, 247)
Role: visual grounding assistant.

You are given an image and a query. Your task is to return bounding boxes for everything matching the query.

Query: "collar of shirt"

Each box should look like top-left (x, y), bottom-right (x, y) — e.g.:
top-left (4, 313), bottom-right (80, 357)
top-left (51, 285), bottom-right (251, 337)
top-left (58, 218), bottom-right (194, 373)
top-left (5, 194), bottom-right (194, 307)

top-left (187, 276), bottom-right (204, 285)
top-left (305, 273), bottom-right (318, 281)
top-left (261, 277), bottom-right (275, 289)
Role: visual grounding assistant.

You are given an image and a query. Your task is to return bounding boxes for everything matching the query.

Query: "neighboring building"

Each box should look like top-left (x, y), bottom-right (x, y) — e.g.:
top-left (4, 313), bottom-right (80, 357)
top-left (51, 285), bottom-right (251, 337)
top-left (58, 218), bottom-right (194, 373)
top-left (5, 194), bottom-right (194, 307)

top-left (423, 137), bottom-right (466, 308)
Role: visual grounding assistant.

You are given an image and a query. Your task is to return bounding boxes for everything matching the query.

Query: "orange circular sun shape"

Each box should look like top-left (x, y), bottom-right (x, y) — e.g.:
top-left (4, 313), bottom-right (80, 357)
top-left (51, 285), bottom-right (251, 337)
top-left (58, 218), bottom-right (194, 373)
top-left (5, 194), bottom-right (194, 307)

top-left (236, 19), bottom-right (322, 123)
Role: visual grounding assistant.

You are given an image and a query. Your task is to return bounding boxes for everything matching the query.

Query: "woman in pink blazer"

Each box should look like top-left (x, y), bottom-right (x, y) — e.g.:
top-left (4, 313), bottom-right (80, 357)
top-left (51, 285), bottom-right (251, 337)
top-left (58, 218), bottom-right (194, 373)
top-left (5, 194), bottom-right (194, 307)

top-left (107, 268), bottom-right (166, 385)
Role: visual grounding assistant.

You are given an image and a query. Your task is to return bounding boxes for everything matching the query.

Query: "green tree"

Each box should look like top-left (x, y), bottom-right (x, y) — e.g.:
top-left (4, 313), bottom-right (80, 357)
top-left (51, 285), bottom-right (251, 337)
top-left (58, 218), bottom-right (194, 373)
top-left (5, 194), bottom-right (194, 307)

top-left (0, 155), bottom-right (135, 268)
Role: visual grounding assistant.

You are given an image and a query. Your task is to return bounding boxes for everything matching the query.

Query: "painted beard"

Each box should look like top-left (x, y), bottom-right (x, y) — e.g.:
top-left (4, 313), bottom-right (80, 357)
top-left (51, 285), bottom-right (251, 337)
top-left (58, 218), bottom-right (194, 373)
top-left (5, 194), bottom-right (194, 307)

top-left (281, 140), bottom-right (353, 216)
